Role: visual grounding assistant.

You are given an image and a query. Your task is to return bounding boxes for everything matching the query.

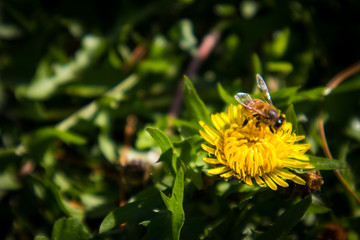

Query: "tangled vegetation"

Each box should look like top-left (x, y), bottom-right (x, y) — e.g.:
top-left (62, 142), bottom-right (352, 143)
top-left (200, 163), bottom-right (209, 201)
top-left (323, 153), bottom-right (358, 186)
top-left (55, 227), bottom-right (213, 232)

top-left (1, 1), bottom-right (360, 239)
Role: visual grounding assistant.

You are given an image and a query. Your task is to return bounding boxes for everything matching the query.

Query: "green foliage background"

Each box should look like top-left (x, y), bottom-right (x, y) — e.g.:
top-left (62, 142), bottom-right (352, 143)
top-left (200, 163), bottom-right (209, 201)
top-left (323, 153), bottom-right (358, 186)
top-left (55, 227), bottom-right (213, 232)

top-left (1, 0), bottom-right (360, 239)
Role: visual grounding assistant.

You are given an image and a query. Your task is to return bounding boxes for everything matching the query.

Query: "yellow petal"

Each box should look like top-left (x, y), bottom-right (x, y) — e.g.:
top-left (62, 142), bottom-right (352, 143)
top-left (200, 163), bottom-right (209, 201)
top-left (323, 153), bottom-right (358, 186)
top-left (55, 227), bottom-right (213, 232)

top-left (203, 157), bottom-right (220, 164)
top-left (263, 174), bottom-right (278, 191)
top-left (227, 104), bottom-right (234, 123)
top-left (273, 168), bottom-right (296, 180)
top-left (201, 144), bottom-right (215, 154)
top-left (199, 130), bottom-right (216, 145)
top-left (268, 172), bottom-right (289, 188)
top-left (201, 123), bottom-right (221, 140)
top-left (244, 175), bottom-right (253, 186)
top-left (207, 166), bottom-right (230, 175)
top-left (291, 175), bottom-right (306, 185)
top-left (211, 114), bottom-right (226, 132)
top-left (220, 171), bottom-right (234, 179)
top-left (255, 175), bottom-right (265, 185)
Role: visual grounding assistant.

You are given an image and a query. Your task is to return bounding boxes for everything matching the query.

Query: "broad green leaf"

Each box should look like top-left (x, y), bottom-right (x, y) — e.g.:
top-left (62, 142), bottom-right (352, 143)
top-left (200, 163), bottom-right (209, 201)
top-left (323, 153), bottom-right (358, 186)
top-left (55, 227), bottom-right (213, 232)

top-left (217, 83), bottom-right (238, 105)
top-left (99, 200), bottom-right (146, 233)
top-left (146, 127), bottom-right (176, 174)
top-left (99, 187), bottom-right (161, 233)
top-left (51, 217), bottom-right (92, 240)
top-left (183, 76), bottom-right (211, 126)
top-left (290, 86), bottom-right (326, 103)
top-left (258, 196), bottom-right (312, 240)
top-left (160, 168), bottom-right (185, 240)
top-left (174, 136), bottom-right (204, 189)
top-left (309, 155), bottom-right (346, 170)
top-left (285, 104), bottom-right (298, 133)
top-left (269, 86), bottom-right (299, 102)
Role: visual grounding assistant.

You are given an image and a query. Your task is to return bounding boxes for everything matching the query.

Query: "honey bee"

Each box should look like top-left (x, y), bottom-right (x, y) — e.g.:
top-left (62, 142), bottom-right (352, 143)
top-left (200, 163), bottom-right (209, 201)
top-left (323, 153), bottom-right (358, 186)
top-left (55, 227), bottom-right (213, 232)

top-left (234, 74), bottom-right (286, 133)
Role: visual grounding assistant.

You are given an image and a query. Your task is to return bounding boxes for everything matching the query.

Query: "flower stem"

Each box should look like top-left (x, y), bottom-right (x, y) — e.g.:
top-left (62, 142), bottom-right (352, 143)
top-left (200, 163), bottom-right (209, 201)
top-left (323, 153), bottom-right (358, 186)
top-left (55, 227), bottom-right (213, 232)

top-left (317, 117), bottom-right (360, 205)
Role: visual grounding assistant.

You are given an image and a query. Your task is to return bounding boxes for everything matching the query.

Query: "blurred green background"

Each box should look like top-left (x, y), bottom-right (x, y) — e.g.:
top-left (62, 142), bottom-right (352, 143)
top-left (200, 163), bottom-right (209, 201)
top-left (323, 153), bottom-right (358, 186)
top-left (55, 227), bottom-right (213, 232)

top-left (1, 0), bottom-right (360, 239)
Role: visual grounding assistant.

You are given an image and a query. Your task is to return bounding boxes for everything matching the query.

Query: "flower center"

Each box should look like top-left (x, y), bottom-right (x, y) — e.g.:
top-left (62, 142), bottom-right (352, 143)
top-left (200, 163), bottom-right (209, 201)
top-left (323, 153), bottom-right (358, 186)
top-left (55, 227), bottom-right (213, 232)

top-left (221, 122), bottom-right (279, 178)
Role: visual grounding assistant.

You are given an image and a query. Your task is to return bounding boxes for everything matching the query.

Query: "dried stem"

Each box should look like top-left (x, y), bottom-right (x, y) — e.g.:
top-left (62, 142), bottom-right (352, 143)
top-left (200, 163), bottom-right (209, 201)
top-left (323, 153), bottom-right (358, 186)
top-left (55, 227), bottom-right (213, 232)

top-left (168, 30), bottom-right (221, 118)
top-left (323, 61), bottom-right (360, 96)
top-left (317, 117), bottom-right (360, 204)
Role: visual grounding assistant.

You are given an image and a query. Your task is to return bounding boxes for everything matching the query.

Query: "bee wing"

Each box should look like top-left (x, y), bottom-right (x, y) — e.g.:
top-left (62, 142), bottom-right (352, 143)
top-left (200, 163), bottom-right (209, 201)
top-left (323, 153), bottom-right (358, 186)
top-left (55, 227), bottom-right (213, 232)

top-left (256, 74), bottom-right (273, 105)
top-left (234, 92), bottom-right (255, 110)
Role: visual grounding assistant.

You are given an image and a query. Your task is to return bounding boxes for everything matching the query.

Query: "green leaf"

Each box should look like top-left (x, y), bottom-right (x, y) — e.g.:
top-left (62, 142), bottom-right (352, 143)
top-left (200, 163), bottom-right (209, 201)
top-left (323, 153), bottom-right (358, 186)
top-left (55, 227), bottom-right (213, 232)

top-left (34, 235), bottom-right (49, 240)
top-left (23, 127), bottom-right (86, 146)
top-left (160, 168), bottom-right (185, 240)
top-left (270, 86), bottom-right (299, 102)
top-left (308, 202), bottom-right (331, 214)
top-left (174, 136), bottom-right (204, 189)
top-left (146, 127), bottom-right (176, 173)
top-left (267, 27), bottom-right (291, 58)
top-left (251, 53), bottom-right (262, 75)
top-left (51, 217), bottom-right (92, 240)
top-left (142, 212), bottom-right (172, 240)
top-left (290, 86), bottom-right (326, 103)
top-left (99, 187), bottom-right (161, 233)
top-left (98, 131), bottom-right (118, 163)
top-left (217, 83), bottom-right (238, 105)
top-left (258, 196), bottom-right (312, 240)
top-left (285, 104), bottom-right (298, 133)
top-left (183, 76), bottom-right (211, 126)
top-left (309, 155), bottom-right (346, 170)
top-left (99, 200), bottom-right (145, 233)
top-left (266, 61), bottom-right (293, 73)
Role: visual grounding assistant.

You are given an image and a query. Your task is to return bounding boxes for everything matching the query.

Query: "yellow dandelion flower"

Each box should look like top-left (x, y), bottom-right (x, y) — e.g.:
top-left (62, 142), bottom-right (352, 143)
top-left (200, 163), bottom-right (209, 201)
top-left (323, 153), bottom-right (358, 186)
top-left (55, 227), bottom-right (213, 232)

top-left (199, 104), bottom-right (313, 191)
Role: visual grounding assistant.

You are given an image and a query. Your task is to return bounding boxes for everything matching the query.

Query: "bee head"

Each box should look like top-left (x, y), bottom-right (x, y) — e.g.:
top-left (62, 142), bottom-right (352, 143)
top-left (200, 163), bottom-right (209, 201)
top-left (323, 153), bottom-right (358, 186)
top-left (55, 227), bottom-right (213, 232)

top-left (274, 114), bottom-right (286, 129)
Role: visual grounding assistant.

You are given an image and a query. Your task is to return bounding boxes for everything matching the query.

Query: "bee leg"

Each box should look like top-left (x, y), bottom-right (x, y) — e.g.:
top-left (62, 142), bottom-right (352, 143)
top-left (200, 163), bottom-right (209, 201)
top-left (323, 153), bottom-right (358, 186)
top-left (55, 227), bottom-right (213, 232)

top-left (269, 126), bottom-right (274, 134)
top-left (242, 118), bottom-right (248, 127)
top-left (256, 121), bottom-right (260, 128)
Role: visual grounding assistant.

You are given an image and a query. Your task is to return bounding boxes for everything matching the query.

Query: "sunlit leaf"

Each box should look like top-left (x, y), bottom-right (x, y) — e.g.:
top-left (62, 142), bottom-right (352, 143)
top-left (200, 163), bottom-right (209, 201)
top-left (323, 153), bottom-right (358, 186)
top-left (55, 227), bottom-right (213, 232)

top-left (99, 187), bottom-right (161, 233)
top-left (309, 155), bottom-right (346, 170)
top-left (98, 131), bottom-right (118, 163)
top-left (217, 83), bottom-right (238, 105)
top-left (183, 76), bottom-right (211, 126)
top-left (34, 235), bottom-right (49, 240)
top-left (99, 200), bottom-right (147, 233)
top-left (160, 168), bottom-right (185, 240)
top-left (266, 28), bottom-right (290, 58)
top-left (285, 104), bottom-right (298, 133)
top-left (174, 136), bottom-right (204, 189)
top-left (290, 87), bottom-right (326, 103)
top-left (51, 217), bottom-right (92, 240)
top-left (23, 127), bottom-right (86, 146)
top-left (146, 127), bottom-right (177, 174)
